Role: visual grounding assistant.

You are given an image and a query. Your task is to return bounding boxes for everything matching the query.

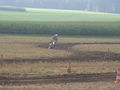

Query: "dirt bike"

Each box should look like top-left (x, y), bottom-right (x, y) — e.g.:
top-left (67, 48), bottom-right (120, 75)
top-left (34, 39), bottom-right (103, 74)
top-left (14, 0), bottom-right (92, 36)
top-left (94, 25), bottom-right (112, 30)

top-left (48, 40), bottom-right (57, 49)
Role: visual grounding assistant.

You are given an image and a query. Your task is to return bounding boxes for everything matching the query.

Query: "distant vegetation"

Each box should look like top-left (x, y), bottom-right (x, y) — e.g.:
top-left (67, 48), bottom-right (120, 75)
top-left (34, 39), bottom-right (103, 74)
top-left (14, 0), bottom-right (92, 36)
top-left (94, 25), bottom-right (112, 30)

top-left (0, 22), bottom-right (120, 36)
top-left (0, 7), bottom-right (120, 36)
top-left (0, 8), bottom-right (120, 21)
top-left (0, 6), bottom-right (26, 12)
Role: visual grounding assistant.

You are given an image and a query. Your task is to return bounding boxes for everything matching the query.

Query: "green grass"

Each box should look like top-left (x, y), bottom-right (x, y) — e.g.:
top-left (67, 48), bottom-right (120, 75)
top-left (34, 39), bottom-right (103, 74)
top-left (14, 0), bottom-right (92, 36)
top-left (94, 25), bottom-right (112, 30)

top-left (0, 7), bottom-right (120, 21)
top-left (0, 33), bottom-right (51, 38)
top-left (0, 33), bottom-right (120, 39)
top-left (0, 7), bottom-right (120, 36)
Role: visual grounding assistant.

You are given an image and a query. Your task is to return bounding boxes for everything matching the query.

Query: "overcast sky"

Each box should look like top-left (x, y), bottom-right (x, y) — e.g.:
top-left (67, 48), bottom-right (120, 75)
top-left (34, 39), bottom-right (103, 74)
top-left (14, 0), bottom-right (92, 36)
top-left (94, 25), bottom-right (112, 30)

top-left (0, 0), bottom-right (120, 13)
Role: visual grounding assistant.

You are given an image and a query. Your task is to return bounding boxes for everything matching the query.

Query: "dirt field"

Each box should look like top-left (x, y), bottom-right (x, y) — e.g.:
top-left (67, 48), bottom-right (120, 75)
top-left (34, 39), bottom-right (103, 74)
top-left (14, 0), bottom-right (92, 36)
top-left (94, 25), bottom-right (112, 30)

top-left (0, 36), bottom-right (120, 88)
top-left (73, 44), bottom-right (120, 53)
top-left (1, 82), bottom-right (120, 90)
top-left (0, 36), bottom-right (119, 62)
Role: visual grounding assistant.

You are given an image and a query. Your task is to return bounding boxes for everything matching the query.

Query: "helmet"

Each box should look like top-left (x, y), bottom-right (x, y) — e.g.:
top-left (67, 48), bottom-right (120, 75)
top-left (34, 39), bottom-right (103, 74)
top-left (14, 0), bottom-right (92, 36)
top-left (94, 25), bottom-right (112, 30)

top-left (55, 34), bottom-right (58, 36)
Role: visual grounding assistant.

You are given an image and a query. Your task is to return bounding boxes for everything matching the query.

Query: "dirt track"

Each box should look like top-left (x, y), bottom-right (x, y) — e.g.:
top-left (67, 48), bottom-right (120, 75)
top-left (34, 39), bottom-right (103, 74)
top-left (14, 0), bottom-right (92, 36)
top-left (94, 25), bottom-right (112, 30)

top-left (2, 42), bottom-right (120, 63)
top-left (0, 72), bottom-right (116, 85)
top-left (0, 42), bottom-right (120, 85)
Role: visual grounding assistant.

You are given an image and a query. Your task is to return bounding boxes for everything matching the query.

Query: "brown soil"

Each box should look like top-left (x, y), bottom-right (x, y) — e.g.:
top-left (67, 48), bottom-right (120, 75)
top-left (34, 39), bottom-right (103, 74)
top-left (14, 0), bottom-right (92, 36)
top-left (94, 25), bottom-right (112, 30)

top-left (2, 42), bottom-right (120, 63)
top-left (0, 42), bottom-right (120, 85)
top-left (0, 72), bottom-right (116, 85)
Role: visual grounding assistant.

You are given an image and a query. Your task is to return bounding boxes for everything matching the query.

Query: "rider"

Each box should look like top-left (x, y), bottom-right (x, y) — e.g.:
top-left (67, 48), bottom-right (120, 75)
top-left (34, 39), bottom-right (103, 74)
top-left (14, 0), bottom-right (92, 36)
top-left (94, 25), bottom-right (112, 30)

top-left (48, 34), bottom-right (58, 49)
top-left (51, 34), bottom-right (58, 44)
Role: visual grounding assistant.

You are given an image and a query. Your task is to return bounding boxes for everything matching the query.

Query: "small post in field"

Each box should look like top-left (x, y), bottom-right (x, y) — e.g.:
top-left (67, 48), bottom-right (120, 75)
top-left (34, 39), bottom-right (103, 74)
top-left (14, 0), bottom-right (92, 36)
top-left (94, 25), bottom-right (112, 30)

top-left (107, 48), bottom-right (111, 60)
top-left (67, 60), bottom-right (72, 74)
top-left (0, 54), bottom-right (4, 65)
top-left (67, 47), bottom-right (72, 74)
top-left (108, 48), bottom-right (110, 53)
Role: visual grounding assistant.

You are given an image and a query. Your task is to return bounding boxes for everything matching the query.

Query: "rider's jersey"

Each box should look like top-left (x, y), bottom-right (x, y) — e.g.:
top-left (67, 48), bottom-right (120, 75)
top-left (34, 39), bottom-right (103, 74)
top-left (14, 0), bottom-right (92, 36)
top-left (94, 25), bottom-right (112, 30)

top-left (52, 35), bottom-right (58, 41)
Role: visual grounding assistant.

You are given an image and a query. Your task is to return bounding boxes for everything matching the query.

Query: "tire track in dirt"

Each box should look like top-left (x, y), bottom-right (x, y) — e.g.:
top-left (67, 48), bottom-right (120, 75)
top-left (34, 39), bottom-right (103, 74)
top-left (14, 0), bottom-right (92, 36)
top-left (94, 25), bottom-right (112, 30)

top-left (0, 72), bottom-right (116, 85)
top-left (38, 42), bottom-right (120, 62)
top-left (39, 42), bottom-right (120, 50)
top-left (1, 42), bottom-right (120, 63)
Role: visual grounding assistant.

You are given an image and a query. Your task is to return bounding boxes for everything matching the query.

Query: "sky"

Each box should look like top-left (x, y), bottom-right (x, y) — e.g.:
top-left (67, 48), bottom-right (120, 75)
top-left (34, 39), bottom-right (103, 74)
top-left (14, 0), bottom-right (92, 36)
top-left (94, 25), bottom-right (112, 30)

top-left (0, 0), bottom-right (120, 13)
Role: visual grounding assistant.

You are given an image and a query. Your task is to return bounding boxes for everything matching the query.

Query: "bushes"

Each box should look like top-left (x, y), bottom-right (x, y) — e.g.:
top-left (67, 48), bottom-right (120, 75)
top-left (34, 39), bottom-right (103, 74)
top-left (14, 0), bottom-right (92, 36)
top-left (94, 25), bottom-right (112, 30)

top-left (0, 21), bottom-right (120, 36)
